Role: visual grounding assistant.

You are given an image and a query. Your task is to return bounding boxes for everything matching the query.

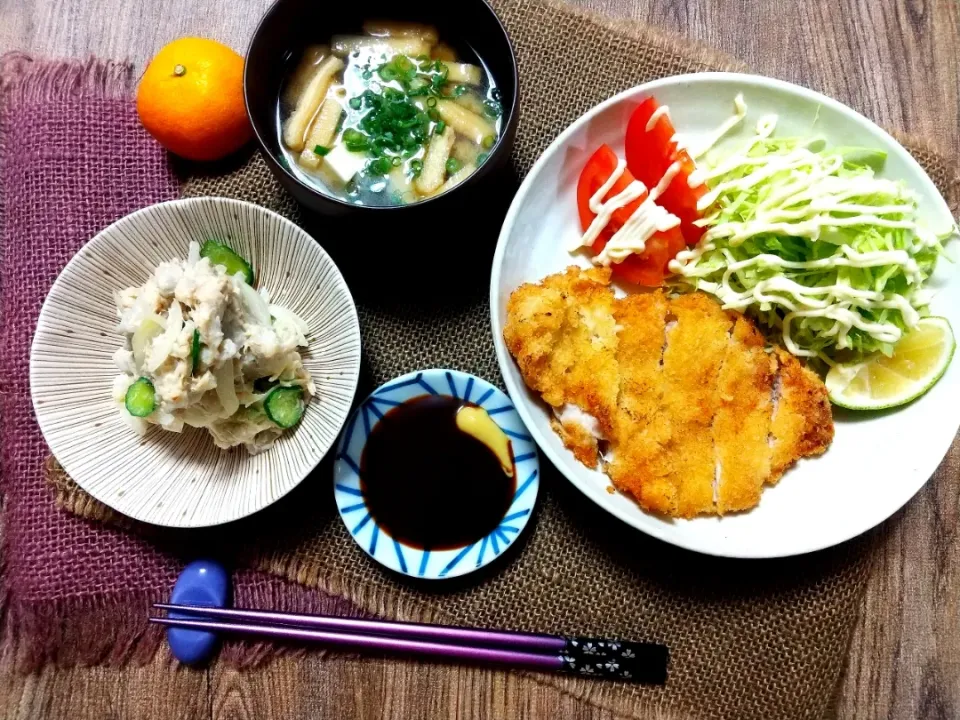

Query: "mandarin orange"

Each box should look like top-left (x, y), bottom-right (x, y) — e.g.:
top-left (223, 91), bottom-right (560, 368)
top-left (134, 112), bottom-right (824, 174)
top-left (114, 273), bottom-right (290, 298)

top-left (137, 37), bottom-right (252, 161)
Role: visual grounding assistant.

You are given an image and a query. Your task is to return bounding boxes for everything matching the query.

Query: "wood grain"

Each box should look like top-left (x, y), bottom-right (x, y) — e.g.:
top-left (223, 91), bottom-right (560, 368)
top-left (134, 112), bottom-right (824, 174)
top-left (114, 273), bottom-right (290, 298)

top-left (1, 0), bottom-right (958, 718)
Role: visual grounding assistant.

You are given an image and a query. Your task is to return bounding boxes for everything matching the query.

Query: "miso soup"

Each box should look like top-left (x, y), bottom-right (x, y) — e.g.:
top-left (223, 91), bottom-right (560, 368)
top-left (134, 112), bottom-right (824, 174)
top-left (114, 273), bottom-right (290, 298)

top-left (278, 20), bottom-right (504, 207)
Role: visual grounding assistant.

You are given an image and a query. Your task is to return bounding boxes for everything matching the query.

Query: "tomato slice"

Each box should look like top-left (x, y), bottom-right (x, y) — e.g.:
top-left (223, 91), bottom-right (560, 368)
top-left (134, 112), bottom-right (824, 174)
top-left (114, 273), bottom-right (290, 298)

top-left (575, 144), bottom-right (686, 287)
top-left (577, 145), bottom-right (644, 244)
top-left (625, 97), bottom-right (706, 245)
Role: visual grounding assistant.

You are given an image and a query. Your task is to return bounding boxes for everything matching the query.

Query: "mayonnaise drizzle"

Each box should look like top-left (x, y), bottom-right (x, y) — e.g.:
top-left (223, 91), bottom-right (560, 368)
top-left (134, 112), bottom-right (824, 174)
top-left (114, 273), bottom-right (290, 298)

top-left (687, 167), bottom-right (706, 189)
top-left (646, 104), bottom-right (672, 132)
top-left (688, 93), bottom-right (748, 159)
top-left (570, 160), bottom-right (682, 266)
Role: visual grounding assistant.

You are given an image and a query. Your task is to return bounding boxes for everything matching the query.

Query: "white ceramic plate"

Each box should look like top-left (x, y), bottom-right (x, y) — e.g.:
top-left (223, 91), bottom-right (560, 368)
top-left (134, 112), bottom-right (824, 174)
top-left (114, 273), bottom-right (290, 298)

top-left (31, 197), bottom-right (361, 527)
top-left (490, 73), bottom-right (959, 558)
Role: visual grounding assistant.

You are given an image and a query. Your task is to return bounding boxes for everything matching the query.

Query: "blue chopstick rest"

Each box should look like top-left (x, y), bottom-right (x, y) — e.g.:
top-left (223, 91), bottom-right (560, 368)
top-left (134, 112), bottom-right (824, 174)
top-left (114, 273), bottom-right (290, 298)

top-left (167, 559), bottom-right (231, 665)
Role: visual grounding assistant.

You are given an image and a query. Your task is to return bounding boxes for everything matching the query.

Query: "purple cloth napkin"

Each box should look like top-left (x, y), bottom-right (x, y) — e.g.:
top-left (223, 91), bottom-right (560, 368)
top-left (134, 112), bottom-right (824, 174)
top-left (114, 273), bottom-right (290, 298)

top-left (0, 53), bottom-right (356, 669)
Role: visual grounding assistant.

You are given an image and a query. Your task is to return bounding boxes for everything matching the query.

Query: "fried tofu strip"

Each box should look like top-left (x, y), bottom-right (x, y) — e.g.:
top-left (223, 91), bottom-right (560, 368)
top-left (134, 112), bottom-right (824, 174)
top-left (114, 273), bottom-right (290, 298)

top-left (283, 45), bottom-right (331, 108)
top-left (414, 125), bottom-right (456, 195)
top-left (298, 88), bottom-right (344, 170)
top-left (331, 35), bottom-right (430, 58)
top-left (436, 100), bottom-right (495, 145)
top-left (362, 21), bottom-right (439, 46)
top-left (283, 55), bottom-right (344, 152)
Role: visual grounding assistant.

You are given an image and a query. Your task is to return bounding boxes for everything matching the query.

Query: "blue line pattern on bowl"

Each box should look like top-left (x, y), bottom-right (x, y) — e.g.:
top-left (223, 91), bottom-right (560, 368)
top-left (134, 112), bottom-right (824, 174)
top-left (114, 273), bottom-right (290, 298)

top-left (333, 369), bottom-right (540, 580)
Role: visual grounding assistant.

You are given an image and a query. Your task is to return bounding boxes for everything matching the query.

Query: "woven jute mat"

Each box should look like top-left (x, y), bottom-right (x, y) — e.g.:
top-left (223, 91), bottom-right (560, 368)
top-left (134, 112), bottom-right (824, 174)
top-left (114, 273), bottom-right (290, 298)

top-left (43, 0), bottom-right (960, 718)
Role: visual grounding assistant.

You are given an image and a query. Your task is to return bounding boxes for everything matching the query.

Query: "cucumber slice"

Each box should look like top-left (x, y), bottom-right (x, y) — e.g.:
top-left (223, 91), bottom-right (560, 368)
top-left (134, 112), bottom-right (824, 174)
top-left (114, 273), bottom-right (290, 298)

top-left (200, 240), bottom-right (254, 285)
top-left (191, 329), bottom-right (202, 374)
top-left (264, 386), bottom-right (305, 429)
top-left (125, 377), bottom-right (157, 417)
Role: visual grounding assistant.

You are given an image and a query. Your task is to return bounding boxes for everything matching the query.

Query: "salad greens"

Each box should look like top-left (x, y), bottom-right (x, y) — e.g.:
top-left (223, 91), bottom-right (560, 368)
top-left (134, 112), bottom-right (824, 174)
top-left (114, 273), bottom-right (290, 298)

top-left (670, 121), bottom-right (954, 364)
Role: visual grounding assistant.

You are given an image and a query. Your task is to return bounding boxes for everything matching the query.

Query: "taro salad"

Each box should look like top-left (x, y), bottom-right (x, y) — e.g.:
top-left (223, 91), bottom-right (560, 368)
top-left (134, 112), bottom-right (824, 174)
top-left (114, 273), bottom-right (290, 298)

top-left (569, 94), bottom-right (958, 410)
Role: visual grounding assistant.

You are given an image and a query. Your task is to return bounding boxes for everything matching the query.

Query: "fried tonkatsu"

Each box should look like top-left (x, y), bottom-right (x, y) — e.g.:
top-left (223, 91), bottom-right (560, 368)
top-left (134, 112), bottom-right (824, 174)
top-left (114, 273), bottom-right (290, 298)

top-left (503, 266), bottom-right (834, 518)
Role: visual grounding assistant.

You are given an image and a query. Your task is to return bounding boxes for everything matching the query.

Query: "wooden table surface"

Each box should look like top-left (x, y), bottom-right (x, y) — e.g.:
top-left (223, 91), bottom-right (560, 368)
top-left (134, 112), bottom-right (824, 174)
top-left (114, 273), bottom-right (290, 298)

top-left (1, 0), bottom-right (958, 718)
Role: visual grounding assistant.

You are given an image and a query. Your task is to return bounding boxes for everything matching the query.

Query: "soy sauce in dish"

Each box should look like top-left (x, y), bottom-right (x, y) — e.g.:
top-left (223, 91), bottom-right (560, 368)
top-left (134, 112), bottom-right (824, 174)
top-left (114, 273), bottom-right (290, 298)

top-left (360, 395), bottom-right (515, 550)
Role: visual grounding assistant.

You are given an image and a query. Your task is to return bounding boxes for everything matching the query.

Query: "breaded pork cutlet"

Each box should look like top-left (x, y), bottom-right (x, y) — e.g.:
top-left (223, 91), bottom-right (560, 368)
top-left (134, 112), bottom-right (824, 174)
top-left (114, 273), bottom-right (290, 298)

top-left (713, 316), bottom-right (777, 514)
top-left (659, 293), bottom-right (735, 517)
top-left (606, 291), bottom-right (674, 514)
top-left (769, 348), bottom-right (834, 484)
top-left (503, 266), bottom-right (834, 518)
top-left (504, 266), bottom-right (620, 467)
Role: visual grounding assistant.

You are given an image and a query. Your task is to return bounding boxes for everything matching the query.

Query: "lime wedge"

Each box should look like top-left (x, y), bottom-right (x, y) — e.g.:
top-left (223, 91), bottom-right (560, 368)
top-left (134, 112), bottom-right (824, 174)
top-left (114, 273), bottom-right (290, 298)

top-left (826, 317), bottom-right (955, 410)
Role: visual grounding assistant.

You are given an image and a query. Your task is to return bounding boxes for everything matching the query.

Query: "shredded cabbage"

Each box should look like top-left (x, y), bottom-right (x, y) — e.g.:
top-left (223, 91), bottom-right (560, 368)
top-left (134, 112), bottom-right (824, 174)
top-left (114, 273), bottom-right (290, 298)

top-left (670, 121), bottom-right (955, 364)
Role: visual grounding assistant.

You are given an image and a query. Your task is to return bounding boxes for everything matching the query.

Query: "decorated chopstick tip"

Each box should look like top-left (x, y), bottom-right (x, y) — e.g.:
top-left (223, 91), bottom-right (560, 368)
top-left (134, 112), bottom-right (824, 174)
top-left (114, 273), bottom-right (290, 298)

top-left (559, 637), bottom-right (669, 684)
top-left (165, 559), bottom-right (231, 665)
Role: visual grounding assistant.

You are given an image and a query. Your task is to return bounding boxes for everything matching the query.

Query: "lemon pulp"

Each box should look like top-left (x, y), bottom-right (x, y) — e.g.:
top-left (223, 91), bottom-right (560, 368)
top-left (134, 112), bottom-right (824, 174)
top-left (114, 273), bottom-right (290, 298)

top-left (826, 317), bottom-right (955, 410)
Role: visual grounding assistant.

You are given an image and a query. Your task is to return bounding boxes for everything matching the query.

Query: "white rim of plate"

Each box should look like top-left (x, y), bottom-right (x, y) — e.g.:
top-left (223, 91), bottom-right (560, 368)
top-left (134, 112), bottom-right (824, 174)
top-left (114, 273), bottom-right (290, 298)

top-left (489, 72), bottom-right (958, 558)
top-left (30, 196), bottom-right (362, 527)
top-left (333, 369), bottom-right (540, 580)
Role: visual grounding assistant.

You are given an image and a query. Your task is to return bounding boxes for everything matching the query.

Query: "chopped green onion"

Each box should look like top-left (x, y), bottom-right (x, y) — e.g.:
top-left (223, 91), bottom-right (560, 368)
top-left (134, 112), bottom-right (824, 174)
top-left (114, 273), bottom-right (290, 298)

top-left (407, 76), bottom-right (430, 96)
top-left (409, 159), bottom-right (424, 177)
top-left (313, 145), bottom-right (331, 156)
top-left (482, 135), bottom-right (496, 149)
top-left (483, 100), bottom-right (502, 118)
top-left (368, 156), bottom-right (394, 175)
top-left (190, 329), bottom-right (202, 374)
top-left (383, 87), bottom-right (404, 102)
top-left (445, 157), bottom-right (462, 175)
top-left (477, 152), bottom-right (488, 165)
top-left (343, 128), bottom-right (370, 152)
top-left (339, 63), bottom-right (450, 175)
top-left (362, 70), bottom-right (373, 80)
top-left (452, 84), bottom-right (467, 97)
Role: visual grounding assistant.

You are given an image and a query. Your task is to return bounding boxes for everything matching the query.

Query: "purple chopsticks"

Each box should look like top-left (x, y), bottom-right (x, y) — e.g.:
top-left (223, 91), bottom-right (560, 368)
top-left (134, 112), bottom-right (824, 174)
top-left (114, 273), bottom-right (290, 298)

top-left (151, 603), bottom-right (668, 683)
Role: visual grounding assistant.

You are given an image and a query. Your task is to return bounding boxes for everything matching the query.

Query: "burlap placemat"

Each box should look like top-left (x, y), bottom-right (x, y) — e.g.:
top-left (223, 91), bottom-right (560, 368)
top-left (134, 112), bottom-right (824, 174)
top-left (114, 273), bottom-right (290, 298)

top-left (38, 0), bottom-right (960, 718)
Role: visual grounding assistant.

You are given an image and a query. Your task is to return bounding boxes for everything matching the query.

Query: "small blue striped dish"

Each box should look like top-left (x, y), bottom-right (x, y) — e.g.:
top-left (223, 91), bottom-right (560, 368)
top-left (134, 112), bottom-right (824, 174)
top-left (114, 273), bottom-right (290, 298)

top-left (333, 369), bottom-right (540, 580)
